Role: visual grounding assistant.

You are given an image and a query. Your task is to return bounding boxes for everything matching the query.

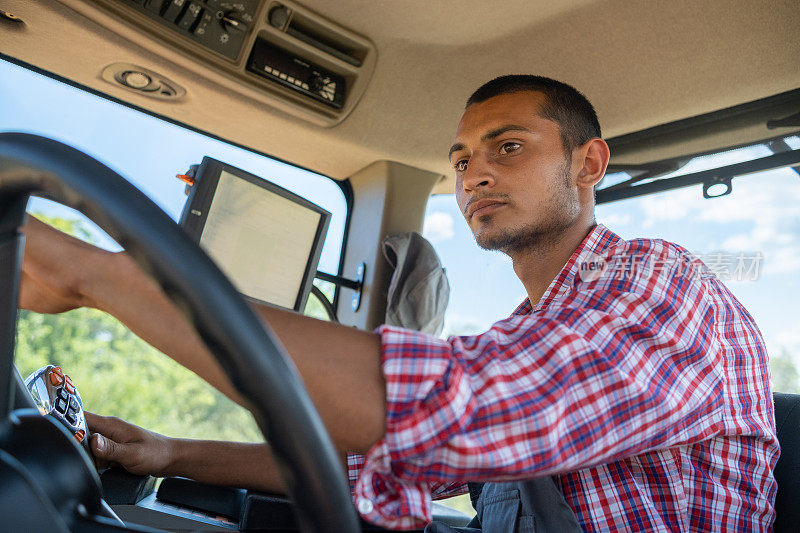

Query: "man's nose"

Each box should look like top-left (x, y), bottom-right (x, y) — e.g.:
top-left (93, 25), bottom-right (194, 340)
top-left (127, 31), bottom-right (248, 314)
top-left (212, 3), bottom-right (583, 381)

top-left (461, 155), bottom-right (496, 192)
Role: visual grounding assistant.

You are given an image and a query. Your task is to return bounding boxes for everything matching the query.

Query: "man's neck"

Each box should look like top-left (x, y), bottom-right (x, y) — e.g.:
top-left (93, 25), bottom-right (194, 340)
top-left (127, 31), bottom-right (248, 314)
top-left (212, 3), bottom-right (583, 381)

top-left (511, 220), bottom-right (596, 307)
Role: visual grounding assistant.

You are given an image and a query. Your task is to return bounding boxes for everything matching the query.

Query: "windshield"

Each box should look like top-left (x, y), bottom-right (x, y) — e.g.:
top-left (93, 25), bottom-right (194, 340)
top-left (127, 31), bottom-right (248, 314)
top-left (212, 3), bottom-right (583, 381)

top-left (424, 140), bottom-right (800, 393)
top-left (2, 58), bottom-right (349, 442)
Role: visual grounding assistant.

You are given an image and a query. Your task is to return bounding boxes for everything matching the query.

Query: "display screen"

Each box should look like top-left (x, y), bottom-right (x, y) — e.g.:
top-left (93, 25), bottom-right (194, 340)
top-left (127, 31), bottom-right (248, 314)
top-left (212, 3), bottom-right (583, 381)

top-left (179, 158), bottom-right (330, 311)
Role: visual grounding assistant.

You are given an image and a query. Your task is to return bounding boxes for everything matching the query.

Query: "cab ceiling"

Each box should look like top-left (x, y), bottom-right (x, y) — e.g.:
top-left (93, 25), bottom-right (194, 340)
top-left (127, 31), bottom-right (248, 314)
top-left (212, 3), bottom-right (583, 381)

top-left (1, 0), bottom-right (798, 193)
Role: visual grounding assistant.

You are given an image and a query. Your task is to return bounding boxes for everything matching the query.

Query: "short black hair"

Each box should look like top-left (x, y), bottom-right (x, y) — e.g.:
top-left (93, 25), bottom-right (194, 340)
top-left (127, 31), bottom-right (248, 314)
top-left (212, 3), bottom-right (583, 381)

top-left (466, 75), bottom-right (601, 153)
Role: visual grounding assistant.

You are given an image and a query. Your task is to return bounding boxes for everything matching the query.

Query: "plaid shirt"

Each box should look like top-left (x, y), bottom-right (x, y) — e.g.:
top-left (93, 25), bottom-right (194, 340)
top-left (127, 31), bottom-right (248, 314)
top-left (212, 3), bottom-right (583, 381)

top-left (348, 225), bottom-right (778, 531)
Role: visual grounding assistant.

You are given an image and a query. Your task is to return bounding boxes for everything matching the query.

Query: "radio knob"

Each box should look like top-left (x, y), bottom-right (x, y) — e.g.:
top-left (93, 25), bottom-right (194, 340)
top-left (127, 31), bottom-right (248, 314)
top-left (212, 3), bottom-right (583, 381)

top-left (220, 12), bottom-right (245, 31)
top-left (310, 75), bottom-right (325, 92)
top-left (268, 4), bottom-right (290, 30)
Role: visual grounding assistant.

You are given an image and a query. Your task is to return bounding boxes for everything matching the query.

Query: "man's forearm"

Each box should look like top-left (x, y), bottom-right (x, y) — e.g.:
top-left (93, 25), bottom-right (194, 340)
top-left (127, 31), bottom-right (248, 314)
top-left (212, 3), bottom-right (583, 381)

top-left (87, 250), bottom-right (242, 404)
top-left (87, 413), bottom-right (352, 494)
top-left (23, 217), bottom-right (387, 454)
top-left (165, 439), bottom-right (287, 493)
top-left (91, 253), bottom-right (386, 454)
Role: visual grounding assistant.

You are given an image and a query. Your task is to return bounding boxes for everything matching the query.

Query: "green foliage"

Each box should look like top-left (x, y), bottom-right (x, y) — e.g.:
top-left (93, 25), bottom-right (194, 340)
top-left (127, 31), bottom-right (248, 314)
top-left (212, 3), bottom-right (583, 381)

top-left (16, 213), bottom-right (262, 442)
top-left (303, 280), bottom-right (336, 321)
top-left (770, 349), bottom-right (800, 394)
top-left (437, 493), bottom-right (476, 518)
top-left (443, 319), bottom-right (484, 339)
top-left (34, 214), bottom-right (95, 243)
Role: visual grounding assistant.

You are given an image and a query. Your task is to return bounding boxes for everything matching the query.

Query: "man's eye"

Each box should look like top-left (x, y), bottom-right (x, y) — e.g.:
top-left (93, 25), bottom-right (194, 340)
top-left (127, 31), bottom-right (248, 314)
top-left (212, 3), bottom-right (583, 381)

top-left (499, 142), bottom-right (521, 154)
top-left (454, 159), bottom-right (468, 172)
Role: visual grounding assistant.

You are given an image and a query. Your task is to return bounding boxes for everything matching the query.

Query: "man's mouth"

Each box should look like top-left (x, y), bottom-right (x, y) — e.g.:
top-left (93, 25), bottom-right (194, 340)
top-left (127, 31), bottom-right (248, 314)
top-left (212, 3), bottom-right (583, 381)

top-left (467, 198), bottom-right (507, 219)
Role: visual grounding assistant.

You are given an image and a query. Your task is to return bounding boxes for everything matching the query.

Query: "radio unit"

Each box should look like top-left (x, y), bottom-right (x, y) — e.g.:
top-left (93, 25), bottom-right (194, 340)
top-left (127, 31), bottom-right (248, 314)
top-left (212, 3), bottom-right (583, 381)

top-left (247, 38), bottom-right (345, 109)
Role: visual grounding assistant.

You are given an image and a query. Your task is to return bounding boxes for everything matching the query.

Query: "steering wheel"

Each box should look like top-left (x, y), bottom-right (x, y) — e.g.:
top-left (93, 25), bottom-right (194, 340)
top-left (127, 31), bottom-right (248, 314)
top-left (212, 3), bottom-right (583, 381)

top-left (0, 133), bottom-right (360, 532)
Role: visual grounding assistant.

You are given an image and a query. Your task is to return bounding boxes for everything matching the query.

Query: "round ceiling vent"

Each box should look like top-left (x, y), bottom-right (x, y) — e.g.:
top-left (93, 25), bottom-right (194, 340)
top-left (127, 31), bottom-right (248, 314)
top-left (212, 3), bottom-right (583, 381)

top-left (101, 63), bottom-right (186, 101)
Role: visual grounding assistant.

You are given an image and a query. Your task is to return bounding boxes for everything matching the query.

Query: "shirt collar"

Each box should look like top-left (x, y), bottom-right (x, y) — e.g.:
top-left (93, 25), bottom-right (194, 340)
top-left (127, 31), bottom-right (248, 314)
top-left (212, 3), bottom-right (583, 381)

top-left (512, 224), bottom-right (622, 315)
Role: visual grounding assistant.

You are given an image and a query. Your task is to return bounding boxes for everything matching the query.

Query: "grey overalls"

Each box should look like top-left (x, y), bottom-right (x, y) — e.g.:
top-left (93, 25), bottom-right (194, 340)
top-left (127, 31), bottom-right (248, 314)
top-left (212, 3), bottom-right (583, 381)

top-left (425, 479), bottom-right (582, 532)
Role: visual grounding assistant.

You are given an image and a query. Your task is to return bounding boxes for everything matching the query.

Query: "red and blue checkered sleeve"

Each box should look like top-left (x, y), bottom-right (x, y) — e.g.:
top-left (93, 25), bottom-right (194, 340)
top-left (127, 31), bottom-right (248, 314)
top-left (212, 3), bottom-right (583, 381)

top-left (353, 241), bottom-right (727, 530)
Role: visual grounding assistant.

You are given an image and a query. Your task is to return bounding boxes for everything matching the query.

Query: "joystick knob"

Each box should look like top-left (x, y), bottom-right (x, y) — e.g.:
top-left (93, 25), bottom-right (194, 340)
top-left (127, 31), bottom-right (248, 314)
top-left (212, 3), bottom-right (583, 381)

top-left (25, 365), bottom-right (93, 458)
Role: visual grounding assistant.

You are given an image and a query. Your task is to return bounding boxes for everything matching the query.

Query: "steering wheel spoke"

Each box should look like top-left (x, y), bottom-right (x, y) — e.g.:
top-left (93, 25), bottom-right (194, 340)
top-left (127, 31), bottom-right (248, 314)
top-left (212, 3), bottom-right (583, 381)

top-left (0, 192), bottom-right (28, 419)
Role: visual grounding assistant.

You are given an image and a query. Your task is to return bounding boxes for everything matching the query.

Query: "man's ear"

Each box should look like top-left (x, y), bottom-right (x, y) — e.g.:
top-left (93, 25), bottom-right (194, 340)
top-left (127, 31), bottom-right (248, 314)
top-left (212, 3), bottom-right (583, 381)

top-left (575, 138), bottom-right (610, 189)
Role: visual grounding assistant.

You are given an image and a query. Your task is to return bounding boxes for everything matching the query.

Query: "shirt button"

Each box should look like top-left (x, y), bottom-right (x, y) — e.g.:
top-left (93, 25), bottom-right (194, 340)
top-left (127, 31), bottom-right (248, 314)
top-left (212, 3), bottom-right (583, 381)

top-left (357, 498), bottom-right (374, 514)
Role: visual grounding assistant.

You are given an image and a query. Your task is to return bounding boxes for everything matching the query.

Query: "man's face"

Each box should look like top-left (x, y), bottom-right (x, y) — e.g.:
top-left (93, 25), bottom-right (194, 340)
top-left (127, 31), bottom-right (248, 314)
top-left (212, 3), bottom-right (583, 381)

top-left (450, 91), bottom-right (581, 254)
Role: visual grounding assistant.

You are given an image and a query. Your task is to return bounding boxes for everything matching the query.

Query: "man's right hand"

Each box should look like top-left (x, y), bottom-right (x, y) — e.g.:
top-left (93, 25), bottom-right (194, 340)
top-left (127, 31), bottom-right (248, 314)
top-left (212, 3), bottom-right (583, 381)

top-left (20, 217), bottom-right (386, 457)
top-left (86, 412), bottom-right (174, 477)
top-left (19, 216), bottom-right (246, 407)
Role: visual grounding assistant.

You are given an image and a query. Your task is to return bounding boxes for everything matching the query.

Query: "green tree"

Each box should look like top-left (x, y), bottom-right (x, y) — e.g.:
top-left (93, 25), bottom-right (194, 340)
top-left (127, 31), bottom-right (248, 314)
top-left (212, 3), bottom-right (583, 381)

top-left (770, 348), bottom-right (800, 394)
top-left (303, 280), bottom-right (336, 321)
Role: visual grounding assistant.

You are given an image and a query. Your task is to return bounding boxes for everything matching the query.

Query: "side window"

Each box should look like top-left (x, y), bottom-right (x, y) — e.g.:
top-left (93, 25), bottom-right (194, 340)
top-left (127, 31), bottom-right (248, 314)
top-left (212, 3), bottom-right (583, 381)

top-left (595, 142), bottom-right (800, 394)
top-left (424, 138), bottom-right (800, 394)
top-left (423, 195), bottom-right (526, 337)
top-left (3, 59), bottom-right (348, 442)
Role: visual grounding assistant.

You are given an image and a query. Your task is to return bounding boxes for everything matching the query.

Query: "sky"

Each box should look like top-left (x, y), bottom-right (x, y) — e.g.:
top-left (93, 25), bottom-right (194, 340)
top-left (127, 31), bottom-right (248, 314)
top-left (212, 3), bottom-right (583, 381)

top-left (0, 59), bottom-right (346, 275)
top-left (3, 57), bottom-right (799, 386)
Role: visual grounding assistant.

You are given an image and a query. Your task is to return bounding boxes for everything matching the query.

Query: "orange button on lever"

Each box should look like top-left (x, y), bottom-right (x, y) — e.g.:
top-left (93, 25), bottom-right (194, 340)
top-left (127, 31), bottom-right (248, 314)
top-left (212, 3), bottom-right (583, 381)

top-left (176, 174), bottom-right (195, 186)
top-left (64, 376), bottom-right (75, 394)
top-left (49, 372), bottom-right (64, 386)
top-left (74, 430), bottom-right (85, 443)
top-left (52, 366), bottom-right (64, 377)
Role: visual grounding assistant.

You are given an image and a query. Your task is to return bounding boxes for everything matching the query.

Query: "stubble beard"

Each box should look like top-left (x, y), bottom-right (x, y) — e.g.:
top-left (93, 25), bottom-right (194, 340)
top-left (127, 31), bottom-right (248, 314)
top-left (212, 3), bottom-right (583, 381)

top-left (473, 159), bottom-right (580, 255)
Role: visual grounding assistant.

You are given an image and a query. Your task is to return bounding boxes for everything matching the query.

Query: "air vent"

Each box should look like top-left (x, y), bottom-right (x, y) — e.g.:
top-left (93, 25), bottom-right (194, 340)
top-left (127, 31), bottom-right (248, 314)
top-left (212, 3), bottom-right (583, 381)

top-left (101, 62), bottom-right (186, 100)
top-left (267, 3), bottom-right (363, 67)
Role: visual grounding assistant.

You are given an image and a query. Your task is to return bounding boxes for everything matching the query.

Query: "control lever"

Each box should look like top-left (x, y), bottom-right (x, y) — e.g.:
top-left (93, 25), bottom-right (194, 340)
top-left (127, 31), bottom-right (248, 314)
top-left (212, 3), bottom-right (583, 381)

top-left (25, 365), bottom-right (126, 526)
top-left (25, 365), bottom-right (93, 460)
top-left (221, 13), bottom-right (244, 29)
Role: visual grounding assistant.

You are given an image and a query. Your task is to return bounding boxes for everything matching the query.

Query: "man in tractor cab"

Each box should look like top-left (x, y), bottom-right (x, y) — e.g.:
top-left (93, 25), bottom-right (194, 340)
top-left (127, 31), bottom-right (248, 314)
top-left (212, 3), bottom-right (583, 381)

top-left (19, 75), bottom-right (778, 531)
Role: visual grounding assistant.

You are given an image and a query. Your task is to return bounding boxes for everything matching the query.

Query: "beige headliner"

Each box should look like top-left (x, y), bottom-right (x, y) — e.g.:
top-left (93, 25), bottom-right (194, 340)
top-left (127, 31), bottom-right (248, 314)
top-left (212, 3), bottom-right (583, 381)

top-left (2, 0), bottom-right (799, 193)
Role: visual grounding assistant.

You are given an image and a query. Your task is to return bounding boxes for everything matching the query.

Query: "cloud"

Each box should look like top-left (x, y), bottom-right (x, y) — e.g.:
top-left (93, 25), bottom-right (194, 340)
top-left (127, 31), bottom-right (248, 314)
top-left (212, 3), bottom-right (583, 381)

top-left (635, 168), bottom-right (800, 276)
top-left (637, 188), bottom-right (696, 228)
top-left (638, 165), bottom-right (800, 225)
top-left (443, 313), bottom-right (487, 337)
top-left (769, 325), bottom-right (800, 366)
top-left (703, 177), bottom-right (800, 276)
top-left (598, 212), bottom-right (632, 227)
top-left (423, 211), bottom-right (455, 243)
top-left (721, 225), bottom-right (795, 252)
top-left (763, 246), bottom-right (800, 276)
top-left (776, 325), bottom-right (800, 352)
